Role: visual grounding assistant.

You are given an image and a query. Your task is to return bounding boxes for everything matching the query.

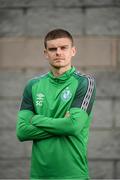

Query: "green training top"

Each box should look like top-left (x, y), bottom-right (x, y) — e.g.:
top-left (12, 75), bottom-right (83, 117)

top-left (16, 66), bottom-right (96, 179)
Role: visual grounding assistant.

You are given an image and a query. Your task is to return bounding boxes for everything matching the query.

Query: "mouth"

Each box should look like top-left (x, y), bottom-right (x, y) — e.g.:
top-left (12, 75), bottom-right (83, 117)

top-left (54, 58), bottom-right (64, 61)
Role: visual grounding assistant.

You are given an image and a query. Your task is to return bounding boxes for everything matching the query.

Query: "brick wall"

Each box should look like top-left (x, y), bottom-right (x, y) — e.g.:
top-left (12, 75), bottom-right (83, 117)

top-left (0, 0), bottom-right (120, 179)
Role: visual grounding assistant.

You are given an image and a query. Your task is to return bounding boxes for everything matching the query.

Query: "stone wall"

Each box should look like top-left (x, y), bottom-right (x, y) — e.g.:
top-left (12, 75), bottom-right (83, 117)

top-left (0, 0), bottom-right (120, 179)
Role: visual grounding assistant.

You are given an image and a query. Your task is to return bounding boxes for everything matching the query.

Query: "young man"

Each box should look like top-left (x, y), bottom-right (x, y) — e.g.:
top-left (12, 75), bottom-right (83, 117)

top-left (16, 29), bottom-right (96, 179)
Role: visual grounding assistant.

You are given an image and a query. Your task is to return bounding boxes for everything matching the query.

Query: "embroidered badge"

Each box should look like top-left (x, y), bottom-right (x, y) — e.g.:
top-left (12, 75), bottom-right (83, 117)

top-left (61, 87), bottom-right (72, 101)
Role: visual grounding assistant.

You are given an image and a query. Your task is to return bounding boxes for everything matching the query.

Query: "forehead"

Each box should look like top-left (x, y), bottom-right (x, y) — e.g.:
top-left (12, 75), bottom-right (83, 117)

top-left (46, 37), bottom-right (72, 48)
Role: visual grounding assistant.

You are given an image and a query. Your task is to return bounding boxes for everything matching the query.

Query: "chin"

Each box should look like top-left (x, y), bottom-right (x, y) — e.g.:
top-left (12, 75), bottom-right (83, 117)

top-left (52, 63), bottom-right (64, 67)
top-left (52, 64), bottom-right (65, 69)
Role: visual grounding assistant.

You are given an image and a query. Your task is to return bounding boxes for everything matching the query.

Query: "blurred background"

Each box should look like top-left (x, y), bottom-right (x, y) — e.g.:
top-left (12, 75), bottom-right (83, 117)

top-left (0, 0), bottom-right (120, 179)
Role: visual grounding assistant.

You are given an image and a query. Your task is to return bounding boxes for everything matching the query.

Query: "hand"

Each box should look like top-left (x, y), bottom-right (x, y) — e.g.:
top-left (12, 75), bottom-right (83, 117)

top-left (65, 111), bottom-right (70, 118)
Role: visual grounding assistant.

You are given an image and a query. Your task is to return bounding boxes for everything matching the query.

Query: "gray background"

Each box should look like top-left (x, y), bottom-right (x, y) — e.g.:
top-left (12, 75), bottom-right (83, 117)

top-left (0, 0), bottom-right (120, 179)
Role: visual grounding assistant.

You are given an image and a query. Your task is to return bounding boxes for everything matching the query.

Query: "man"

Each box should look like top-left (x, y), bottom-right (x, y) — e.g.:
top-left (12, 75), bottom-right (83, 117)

top-left (16, 29), bottom-right (96, 179)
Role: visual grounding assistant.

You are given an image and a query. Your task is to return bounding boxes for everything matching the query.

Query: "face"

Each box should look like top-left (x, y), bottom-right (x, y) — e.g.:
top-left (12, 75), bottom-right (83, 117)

top-left (44, 38), bottom-right (76, 69)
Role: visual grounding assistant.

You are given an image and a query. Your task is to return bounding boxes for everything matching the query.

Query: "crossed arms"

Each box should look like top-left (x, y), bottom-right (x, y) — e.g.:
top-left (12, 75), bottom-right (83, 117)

top-left (16, 76), bottom-right (96, 141)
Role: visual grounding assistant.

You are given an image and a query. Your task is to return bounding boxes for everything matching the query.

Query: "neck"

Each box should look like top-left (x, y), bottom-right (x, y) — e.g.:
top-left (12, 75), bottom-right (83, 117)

top-left (51, 66), bottom-right (71, 77)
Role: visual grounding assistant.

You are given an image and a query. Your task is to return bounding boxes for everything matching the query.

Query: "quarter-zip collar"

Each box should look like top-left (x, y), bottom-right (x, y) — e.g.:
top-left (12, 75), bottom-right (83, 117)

top-left (48, 66), bottom-right (76, 84)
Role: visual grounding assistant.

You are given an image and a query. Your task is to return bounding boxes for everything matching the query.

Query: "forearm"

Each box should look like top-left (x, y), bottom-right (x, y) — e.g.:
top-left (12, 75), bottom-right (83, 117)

top-left (16, 110), bottom-right (53, 142)
top-left (31, 108), bottom-right (89, 136)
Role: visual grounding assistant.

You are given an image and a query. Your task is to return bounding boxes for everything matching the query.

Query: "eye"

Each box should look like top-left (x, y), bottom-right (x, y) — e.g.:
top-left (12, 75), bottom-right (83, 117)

top-left (48, 48), bottom-right (57, 52)
top-left (61, 46), bottom-right (68, 50)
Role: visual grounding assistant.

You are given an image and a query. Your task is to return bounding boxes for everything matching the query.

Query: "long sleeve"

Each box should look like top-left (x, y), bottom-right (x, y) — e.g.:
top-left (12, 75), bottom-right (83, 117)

top-left (16, 79), bottom-right (53, 142)
top-left (16, 110), bottom-right (54, 141)
top-left (31, 108), bottom-right (88, 136)
top-left (71, 75), bottom-right (96, 115)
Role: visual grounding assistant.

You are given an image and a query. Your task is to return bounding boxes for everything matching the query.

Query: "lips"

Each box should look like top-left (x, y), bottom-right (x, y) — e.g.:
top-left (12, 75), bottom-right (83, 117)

top-left (54, 58), bottom-right (64, 61)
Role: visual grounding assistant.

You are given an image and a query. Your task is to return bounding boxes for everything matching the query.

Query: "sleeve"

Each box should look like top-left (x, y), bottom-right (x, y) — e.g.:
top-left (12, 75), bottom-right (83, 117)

top-left (31, 76), bottom-right (96, 136)
top-left (31, 108), bottom-right (88, 136)
top-left (16, 80), bottom-right (54, 142)
top-left (70, 75), bottom-right (96, 116)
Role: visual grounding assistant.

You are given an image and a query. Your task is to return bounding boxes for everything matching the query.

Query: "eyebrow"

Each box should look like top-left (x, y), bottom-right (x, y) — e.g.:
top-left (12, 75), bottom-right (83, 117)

top-left (47, 45), bottom-right (69, 50)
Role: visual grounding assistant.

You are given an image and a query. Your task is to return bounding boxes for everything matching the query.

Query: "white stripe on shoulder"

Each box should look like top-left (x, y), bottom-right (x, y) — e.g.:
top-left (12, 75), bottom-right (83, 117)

top-left (39, 73), bottom-right (48, 78)
top-left (81, 76), bottom-right (94, 111)
top-left (30, 73), bottom-right (48, 80)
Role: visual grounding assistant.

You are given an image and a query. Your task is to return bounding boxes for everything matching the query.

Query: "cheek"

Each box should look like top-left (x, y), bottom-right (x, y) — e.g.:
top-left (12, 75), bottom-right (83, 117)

top-left (47, 53), bottom-right (54, 59)
top-left (66, 51), bottom-right (74, 58)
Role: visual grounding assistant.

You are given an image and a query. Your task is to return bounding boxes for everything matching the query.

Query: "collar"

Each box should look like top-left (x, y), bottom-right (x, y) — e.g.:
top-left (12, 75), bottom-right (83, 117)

top-left (48, 66), bottom-right (76, 84)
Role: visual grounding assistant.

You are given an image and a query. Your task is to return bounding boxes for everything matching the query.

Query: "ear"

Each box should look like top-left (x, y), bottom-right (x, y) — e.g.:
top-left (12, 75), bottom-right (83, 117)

top-left (71, 46), bottom-right (77, 57)
top-left (44, 49), bottom-right (49, 59)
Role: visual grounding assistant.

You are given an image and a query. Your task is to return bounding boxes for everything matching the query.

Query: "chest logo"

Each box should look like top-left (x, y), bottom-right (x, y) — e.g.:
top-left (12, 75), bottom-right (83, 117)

top-left (36, 93), bottom-right (45, 106)
top-left (61, 87), bottom-right (72, 101)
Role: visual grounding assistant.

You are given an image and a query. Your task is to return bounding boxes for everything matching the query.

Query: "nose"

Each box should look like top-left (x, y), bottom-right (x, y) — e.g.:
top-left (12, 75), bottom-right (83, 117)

top-left (56, 47), bottom-right (61, 55)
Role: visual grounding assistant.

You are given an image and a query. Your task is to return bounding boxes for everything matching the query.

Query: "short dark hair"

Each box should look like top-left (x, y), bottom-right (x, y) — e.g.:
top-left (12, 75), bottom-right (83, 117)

top-left (44, 29), bottom-right (74, 48)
